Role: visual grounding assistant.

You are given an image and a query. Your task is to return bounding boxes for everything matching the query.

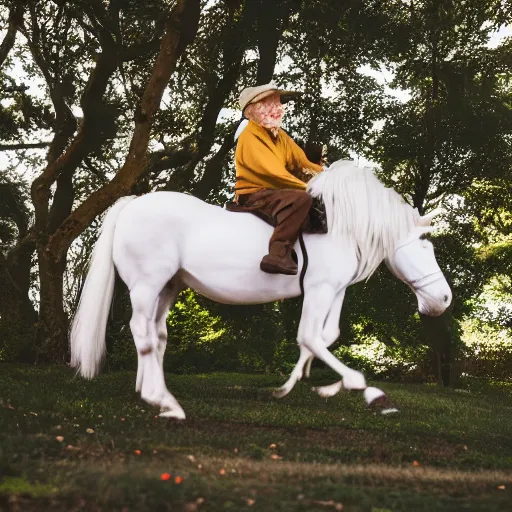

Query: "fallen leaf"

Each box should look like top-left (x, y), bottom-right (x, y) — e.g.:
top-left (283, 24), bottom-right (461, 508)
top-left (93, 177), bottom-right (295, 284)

top-left (413, 461), bottom-right (420, 467)
top-left (246, 498), bottom-right (256, 506)
top-left (153, 450), bottom-right (158, 454)
top-left (187, 454), bottom-right (196, 462)
top-left (175, 475), bottom-right (183, 484)
top-left (312, 500), bottom-right (343, 510)
top-left (196, 497), bottom-right (205, 505)
top-left (197, 464), bottom-right (203, 469)
top-left (86, 428), bottom-right (94, 434)
top-left (29, 411), bottom-right (38, 416)
top-left (160, 473), bottom-right (171, 481)
top-left (219, 468), bottom-right (226, 476)
top-left (133, 450), bottom-right (142, 455)
top-left (497, 485), bottom-right (506, 491)
top-left (269, 443), bottom-right (277, 449)
top-left (97, 414), bottom-right (102, 419)
top-left (120, 418), bottom-right (126, 422)
top-left (55, 436), bottom-right (64, 443)
top-left (233, 448), bottom-right (238, 453)
top-left (270, 454), bottom-right (282, 460)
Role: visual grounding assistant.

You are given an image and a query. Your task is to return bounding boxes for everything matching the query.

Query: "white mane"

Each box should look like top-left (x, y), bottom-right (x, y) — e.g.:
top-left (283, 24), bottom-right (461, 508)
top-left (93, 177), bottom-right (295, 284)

top-left (307, 160), bottom-right (417, 282)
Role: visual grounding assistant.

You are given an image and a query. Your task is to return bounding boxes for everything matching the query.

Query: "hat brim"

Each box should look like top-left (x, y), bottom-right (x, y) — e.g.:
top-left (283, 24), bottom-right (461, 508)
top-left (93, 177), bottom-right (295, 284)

top-left (242, 89), bottom-right (302, 112)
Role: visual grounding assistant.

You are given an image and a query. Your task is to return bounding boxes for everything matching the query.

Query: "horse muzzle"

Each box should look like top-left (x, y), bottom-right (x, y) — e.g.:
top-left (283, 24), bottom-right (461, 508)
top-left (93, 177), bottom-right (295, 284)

top-left (414, 275), bottom-right (452, 316)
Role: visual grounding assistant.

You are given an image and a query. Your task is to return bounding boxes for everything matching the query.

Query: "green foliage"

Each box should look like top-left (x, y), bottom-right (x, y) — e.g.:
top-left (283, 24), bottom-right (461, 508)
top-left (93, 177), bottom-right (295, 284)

top-left (0, 315), bottom-right (35, 364)
top-left (334, 336), bottom-right (432, 383)
top-left (164, 290), bottom-right (300, 374)
top-left (0, 0), bottom-right (511, 378)
top-left (461, 318), bottom-right (512, 380)
top-left (166, 289), bottom-right (229, 373)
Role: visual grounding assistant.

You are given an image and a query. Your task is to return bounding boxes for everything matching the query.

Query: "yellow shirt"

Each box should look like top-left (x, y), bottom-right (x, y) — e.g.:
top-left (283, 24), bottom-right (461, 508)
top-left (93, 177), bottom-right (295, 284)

top-left (235, 120), bottom-right (323, 195)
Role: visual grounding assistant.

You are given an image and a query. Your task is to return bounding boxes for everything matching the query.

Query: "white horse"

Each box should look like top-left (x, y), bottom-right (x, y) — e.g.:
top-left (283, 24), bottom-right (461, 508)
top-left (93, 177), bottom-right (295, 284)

top-left (70, 160), bottom-right (452, 420)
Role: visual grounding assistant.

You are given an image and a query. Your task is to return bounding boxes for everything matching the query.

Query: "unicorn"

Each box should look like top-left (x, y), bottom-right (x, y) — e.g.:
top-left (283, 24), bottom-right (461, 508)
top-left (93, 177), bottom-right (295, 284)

top-left (70, 160), bottom-right (451, 419)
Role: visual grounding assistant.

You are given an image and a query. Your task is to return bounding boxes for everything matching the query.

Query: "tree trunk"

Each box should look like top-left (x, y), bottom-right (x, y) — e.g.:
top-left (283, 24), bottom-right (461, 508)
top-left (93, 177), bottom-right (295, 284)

top-left (255, 0), bottom-right (289, 84)
top-left (420, 310), bottom-right (460, 386)
top-left (34, 0), bottom-right (201, 362)
top-left (35, 251), bottom-right (68, 363)
top-left (0, 247), bottom-right (38, 362)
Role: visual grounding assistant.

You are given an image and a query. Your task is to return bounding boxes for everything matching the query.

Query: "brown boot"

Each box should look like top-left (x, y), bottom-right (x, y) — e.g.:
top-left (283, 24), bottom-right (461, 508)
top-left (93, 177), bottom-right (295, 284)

top-left (260, 241), bottom-right (298, 275)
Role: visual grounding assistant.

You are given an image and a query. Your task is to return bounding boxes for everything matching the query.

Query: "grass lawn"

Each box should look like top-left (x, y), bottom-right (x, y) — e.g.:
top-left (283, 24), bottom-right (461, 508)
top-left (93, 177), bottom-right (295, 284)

top-left (0, 364), bottom-right (511, 511)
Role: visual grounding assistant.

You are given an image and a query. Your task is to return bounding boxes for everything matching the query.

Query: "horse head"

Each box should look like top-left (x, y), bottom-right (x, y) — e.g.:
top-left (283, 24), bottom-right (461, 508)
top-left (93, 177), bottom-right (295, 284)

top-left (386, 208), bottom-right (452, 316)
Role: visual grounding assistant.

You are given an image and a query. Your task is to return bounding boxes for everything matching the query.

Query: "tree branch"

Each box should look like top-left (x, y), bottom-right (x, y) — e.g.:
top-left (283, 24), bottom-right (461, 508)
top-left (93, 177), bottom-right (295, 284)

top-left (182, 3), bottom-right (253, 184)
top-left (29, 13), bottom-right (120, 237)
top-left (47, 0), bottom-right (201, 261)
top-left (0, 3), bottom-right (25, 68)
top-left (193, 129), bottom-right (237, 200)
top-left (0, 142), bottom-right (52, 151)
top-left (256, 0), bottom-right (291, 84)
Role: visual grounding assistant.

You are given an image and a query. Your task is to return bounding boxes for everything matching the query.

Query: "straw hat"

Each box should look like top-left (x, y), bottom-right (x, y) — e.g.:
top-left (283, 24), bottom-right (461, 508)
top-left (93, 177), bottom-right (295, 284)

top-left (238, 81), bottom-right (301, 112)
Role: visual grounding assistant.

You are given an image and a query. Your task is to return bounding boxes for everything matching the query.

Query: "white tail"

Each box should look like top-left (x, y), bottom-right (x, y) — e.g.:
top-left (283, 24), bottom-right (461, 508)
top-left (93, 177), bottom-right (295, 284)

top-left (70, 196), bottom-right (136, 378)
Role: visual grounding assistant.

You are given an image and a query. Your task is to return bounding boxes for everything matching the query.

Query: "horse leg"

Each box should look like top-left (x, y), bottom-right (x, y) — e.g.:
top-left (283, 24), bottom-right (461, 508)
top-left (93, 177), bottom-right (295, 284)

top-left (130, 283), bottom-right (185, 419)
top-left (298, 284), bottom-right (365, 389)
top-left (135, 278), bottom-right (183, 392)
top-left (274, 290), bottom-right (346, 398)
top-left (273, 344), bottom-right (314, 398)
top-left (303, 354), bottom-right (314, 379)
top-left (155, 279), bottom-right (183, 371)
top-left (298, 284), bottom-right (396, 414)
top-left (312, 290), bottom-right (347, 398)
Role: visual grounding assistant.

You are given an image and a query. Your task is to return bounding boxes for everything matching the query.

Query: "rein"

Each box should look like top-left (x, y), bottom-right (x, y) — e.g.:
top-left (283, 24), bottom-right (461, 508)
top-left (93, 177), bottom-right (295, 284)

top-left (407, 271), bottom-right (444, 290)
top-left (393, 237), bottom-right (444, 291)
top-left (298, 231), bottom-right (308, 297)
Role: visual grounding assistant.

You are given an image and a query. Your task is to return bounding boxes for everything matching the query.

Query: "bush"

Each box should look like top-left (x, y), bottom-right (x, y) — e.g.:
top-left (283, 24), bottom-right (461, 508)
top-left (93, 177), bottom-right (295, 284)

top-left (333, 336), bottom-right (432, 382)
top-left (460, 319), bottom-right (512, 380)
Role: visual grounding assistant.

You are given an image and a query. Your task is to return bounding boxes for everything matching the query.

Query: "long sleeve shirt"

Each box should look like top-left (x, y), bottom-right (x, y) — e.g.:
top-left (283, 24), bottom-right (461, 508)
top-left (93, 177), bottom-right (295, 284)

top-left (235, 120), bottom-right (323, 195)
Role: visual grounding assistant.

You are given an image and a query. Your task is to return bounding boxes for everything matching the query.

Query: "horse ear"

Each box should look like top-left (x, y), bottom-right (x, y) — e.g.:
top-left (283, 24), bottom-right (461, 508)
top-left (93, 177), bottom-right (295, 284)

top-left (417, 207), bottom-right (444, 226)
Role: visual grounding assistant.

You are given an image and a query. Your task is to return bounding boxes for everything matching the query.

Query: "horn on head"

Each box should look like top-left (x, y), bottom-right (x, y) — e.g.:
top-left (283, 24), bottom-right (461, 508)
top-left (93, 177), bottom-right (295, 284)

top-left (417, 207), bottom-right (444, 227)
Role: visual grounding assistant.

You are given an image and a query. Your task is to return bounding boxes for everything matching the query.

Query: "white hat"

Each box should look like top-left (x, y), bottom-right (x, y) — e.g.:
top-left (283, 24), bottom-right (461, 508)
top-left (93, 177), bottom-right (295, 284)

top-left (238, 81), bottom-right (301, 112)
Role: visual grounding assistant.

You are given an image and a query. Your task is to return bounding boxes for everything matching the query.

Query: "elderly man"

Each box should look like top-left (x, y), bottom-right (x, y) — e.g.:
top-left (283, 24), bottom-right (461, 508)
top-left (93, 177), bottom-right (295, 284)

top-left (235, 82), bottom-right (323, 275)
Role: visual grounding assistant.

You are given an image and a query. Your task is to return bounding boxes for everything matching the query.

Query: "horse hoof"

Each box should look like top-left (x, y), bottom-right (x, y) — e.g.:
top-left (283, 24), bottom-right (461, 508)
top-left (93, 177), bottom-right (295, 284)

top-left (380, 406), bottom-right (399, 415)
top-left (159, 408), bottom-right (186, 420)
top-left (365, 387), bottom-right (399, 415)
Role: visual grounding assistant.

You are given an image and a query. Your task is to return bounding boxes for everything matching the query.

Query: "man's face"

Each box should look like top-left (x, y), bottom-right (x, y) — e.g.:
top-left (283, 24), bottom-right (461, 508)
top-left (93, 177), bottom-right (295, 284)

top-left (245, 92), bottom-right (284, 128)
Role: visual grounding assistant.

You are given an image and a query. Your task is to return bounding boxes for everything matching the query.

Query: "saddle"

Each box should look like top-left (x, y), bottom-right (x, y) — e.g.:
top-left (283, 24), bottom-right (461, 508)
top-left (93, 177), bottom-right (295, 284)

top-left (225, 195), bottom-right (328, 235)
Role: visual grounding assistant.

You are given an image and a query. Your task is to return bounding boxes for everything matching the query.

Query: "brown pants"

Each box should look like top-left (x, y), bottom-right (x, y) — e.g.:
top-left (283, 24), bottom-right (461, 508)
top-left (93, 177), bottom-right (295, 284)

top-left (238, 189), bottom-right (313, 253)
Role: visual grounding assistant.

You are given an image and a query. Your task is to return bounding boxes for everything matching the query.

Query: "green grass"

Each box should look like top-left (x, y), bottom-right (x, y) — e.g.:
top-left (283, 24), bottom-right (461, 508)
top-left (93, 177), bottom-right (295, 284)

top-left (0, 365), bottom-right (511, 511)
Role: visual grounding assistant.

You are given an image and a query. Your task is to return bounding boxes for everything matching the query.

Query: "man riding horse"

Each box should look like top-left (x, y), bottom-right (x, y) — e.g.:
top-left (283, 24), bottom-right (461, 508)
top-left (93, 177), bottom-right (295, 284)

top-left (234, 82), bottom-right (324, 276)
